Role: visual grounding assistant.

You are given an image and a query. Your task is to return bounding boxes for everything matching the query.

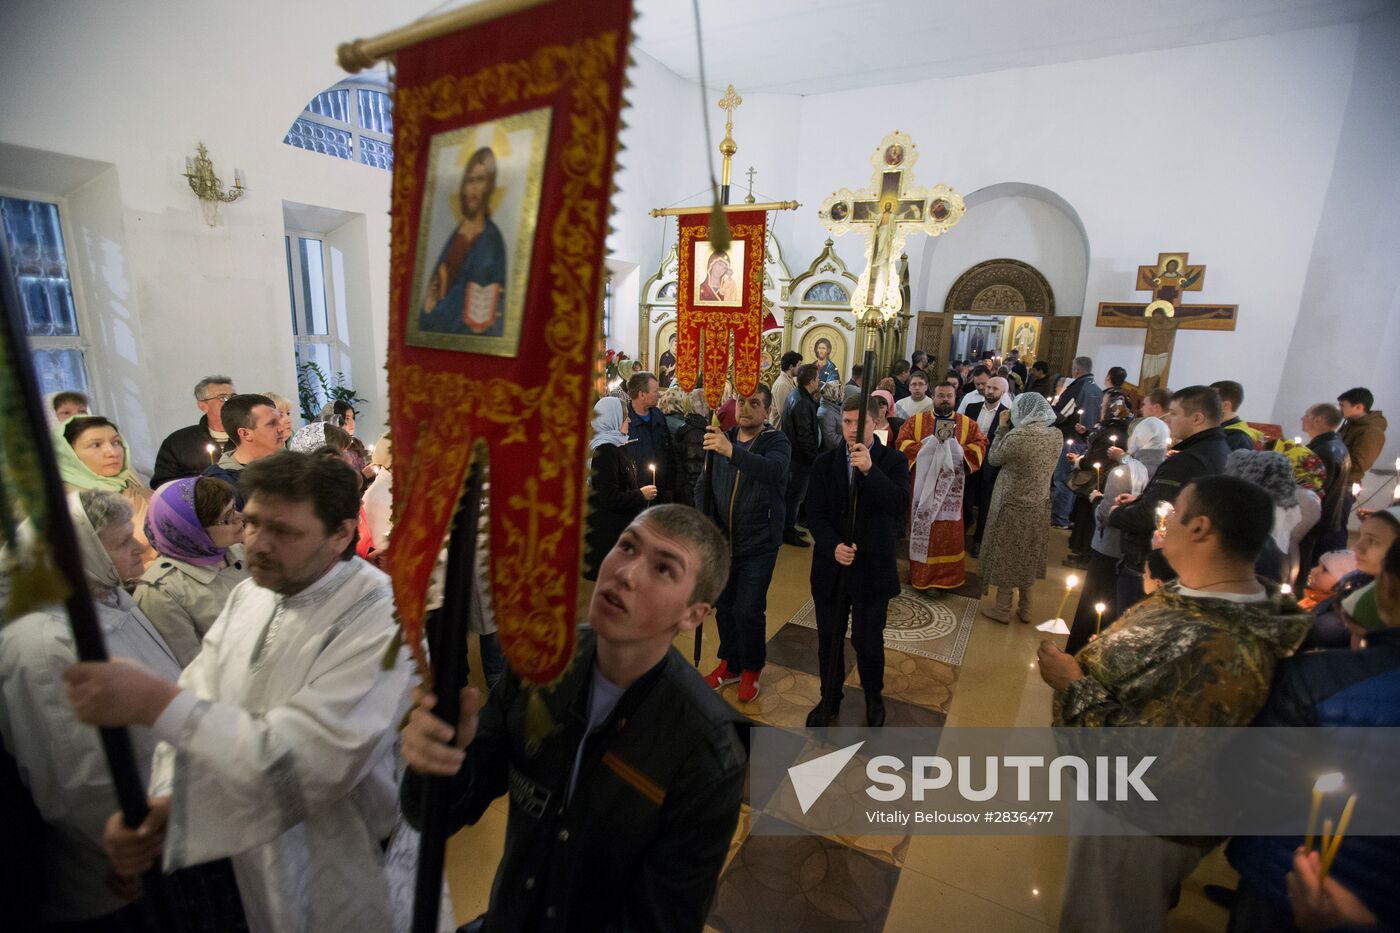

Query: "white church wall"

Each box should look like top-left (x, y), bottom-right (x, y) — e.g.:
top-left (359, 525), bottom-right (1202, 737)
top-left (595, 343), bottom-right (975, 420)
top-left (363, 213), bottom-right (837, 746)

top-left (0, 0), bottom-right (406, 474)
top-left (916, 191), bottom-right (1088, 318)
top-left (787, 23), bottom-right (1360, 400)
top-left (1273, 8), bottom-right (1400, 469)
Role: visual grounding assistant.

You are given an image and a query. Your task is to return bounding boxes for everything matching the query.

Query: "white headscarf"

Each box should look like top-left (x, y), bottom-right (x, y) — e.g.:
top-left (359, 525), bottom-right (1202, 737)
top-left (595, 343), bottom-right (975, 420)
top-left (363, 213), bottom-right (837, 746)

top-left (589, 397), bottom-right (633, 450)
top-left (69, 490), bottom-right (124, 596)
top-left (1010, 391), bottom-right (1056, 429)
top-left (1128, 417), bottom-right (1172, 454)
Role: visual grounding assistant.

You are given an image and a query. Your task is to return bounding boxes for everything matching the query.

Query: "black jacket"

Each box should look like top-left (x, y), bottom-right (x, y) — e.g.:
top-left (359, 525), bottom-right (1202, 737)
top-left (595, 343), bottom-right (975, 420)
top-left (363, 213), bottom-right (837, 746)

top-left (1308, 430), bottom-right (1352, 534)
top-left (783, 388), bottom-right (822, 467)
top-left (1024, 373), bottom-right (1057, 399)
top-left (696, 425), bottom-right (790, 558)
top-left (806, 437), bottom-right (911, 602)
top-left (673, 413), bottom-right (708, 510)
top-left (1109, 426), bottom-right (1232, 570)
top-left (963, 400), bottom-right (1006, 492)
top-left (584, 443), bottom-right (647, 580)
top-left (401, 629), bottom-right (747, 933)
top-left (625, 406), bottom-right (679, 502)
top-left (152, 416), bottom-right (227, 488)
top-left (1227, 629), bottom-right (1400, 927)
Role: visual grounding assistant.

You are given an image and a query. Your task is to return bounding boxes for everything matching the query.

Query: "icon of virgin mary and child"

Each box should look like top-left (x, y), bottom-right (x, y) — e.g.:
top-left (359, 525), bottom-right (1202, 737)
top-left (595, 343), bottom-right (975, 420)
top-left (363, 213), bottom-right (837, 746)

top-left (696, 249), bottom-right (741, 305)
top-left (419, 147), bottom-right (507, 336)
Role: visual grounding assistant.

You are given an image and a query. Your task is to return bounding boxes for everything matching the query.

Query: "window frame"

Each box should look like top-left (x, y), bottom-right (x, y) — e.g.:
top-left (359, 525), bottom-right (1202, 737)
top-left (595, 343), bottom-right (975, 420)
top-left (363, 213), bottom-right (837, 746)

top-left (283, 230), bottom-right (345, 397)
top-left (0, 186), bottom-right (100, 404)
top-left (284, 78), bottom-right (394, 171)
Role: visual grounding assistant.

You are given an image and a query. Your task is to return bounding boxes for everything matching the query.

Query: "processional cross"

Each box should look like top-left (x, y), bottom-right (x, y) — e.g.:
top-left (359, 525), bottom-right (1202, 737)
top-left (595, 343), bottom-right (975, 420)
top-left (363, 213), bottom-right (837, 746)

top-left (819, 130), bottom-right (965, 317)
top-left (1095, 252), bottom-right (1238, 394)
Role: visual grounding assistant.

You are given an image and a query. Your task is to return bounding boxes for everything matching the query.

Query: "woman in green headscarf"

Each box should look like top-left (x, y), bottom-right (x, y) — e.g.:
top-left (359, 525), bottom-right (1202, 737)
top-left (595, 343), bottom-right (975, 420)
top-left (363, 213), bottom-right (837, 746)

top-left (56, 415), bottom-right (155, 565)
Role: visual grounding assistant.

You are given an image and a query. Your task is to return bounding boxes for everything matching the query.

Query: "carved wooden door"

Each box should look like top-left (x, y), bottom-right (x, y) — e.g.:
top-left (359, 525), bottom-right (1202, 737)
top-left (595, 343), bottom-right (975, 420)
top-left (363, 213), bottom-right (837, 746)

top-left (914, 311), bottom-right (954, 374)
top-left (1041, 316), bottom-right (1081, 380)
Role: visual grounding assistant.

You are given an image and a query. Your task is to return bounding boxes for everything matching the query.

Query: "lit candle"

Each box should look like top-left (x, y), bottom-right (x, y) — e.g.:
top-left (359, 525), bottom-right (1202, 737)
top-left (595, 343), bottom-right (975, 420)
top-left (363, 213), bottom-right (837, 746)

top-left (1094, 601), bottom-right (1107, 636)
top-left (1319, 793), bottom-right (1357, 882)
top-left (1053, 574), bottom-right (1079, 622)
top-left (649, 463), bottom-right (657, 487)
top-left (206, 443), bottom-right (216, 465)
top-left (1352, 482), bottom-right (1362, 499)
top-left (1293, 436), bottom-right (1303, 445)
top-left (1304, 771), bottom-right (1344, 852)
top-left (1155, 501), bottom-right (1172, 534)
top-left (1280, 583), bottom-right (1293, 596)
top-left (1093, 461), bottom-right (1102, 486)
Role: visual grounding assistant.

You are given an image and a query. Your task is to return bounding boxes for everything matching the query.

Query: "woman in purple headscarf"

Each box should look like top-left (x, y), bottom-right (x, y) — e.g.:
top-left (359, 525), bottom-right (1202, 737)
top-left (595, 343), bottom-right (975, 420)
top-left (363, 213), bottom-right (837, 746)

top-left (133, 476), bottom-right (250, 667)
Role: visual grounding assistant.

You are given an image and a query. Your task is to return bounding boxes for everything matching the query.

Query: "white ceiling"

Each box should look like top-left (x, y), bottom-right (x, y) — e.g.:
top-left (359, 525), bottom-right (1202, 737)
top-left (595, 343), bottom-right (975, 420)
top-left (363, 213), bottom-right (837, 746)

top-left (633, 0), bottom-right (1390, 95)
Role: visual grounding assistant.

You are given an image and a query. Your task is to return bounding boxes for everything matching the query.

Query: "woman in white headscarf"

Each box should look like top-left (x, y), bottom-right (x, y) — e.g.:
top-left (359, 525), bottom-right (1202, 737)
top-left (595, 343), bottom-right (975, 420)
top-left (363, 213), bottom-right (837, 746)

top-left (977, 391), bottom-right (1064, 623)
top-left (584, 397), bottom-right (656, 580)
top-left (1064, 415), bottom-right (1172, 653)
top-left (0, 491), bottom-right (181, 926)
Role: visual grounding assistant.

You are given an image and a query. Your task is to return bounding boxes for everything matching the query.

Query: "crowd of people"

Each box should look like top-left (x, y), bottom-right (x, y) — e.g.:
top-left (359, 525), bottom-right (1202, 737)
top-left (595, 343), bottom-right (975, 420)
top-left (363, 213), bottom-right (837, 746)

top-left (1, 353), bottom-right (1395, 931)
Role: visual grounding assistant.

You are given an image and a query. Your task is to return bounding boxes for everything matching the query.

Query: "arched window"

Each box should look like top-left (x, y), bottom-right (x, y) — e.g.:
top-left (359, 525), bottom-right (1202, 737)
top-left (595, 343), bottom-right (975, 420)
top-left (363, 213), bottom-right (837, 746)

top-left (284, 71), bottom-right (394, 170)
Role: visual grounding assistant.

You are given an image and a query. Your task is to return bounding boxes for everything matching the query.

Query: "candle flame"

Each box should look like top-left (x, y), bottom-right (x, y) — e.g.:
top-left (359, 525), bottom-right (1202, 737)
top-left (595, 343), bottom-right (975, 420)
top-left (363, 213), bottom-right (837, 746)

top-left (1280, 583), bottom-right (1293, 595)
top-left (1094, 602), bottom-right (1106, 613)
top-left (1093, 462), bottom-right (1101, 469)
top-left (1352, 483), bottom-right (1362, 497)
top-left (206, 444), bottom-right (215, 452)
top-left (1066, 575), bottom-right (1079, 589)
top-left (1314, 772), bottom-right (1344, 794)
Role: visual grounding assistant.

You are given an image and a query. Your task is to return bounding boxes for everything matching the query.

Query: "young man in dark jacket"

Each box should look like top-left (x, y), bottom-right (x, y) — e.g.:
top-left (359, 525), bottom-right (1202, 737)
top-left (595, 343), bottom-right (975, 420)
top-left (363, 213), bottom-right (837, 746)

top-left (401, 505), bottom-right (747, 933)
top-left (1225, 537), bottom-right (1400, 932)
top-left (805, 395), bottom-right (911, 728)
top-left (782, 363), bottom-right (822, 547)
top-left (626, 370), bottom-right (679, 502)
top-left (1108, 385), bottom-right (1232, 612)
top-left (1051, 356), bottom-right (1104, 527)
top-left (697, 386), bottom-right (791, 701)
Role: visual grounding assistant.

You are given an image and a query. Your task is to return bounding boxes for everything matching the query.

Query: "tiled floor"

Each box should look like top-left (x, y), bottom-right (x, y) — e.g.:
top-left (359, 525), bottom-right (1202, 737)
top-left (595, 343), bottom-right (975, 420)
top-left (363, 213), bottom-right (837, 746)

top-left (442, 530), bottom-right (1238, 931)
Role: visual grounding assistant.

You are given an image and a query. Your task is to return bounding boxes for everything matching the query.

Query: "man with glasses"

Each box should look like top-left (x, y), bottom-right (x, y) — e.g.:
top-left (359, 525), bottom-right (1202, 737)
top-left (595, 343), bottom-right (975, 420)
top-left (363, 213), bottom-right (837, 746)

top-left (152, 375), bottom-right (237, 488)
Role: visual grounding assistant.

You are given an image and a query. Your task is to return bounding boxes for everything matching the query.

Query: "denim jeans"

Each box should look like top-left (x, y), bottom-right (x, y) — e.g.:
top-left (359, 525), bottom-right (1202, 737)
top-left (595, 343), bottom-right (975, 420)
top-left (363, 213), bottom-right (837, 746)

top-left (1051, 440), bottom-right (1083, 525)
top-left (785, 463), bottom-right (812, 535)
top-left (714, 549), bottom-right (780, 672)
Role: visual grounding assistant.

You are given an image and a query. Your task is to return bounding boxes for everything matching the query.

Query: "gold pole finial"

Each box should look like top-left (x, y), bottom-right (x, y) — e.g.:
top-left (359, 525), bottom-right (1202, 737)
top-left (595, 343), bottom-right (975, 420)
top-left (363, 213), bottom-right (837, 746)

top-left (716, 84), bottom-right (742, 188)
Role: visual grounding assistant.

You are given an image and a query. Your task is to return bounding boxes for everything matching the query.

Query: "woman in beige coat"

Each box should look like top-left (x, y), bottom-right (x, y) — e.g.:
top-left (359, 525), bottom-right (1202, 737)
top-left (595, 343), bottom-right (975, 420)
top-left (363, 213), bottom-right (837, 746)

top-left (979, 391), bottom-right (1065, 623)
top-left (134, 475), bottom-right (249, 666)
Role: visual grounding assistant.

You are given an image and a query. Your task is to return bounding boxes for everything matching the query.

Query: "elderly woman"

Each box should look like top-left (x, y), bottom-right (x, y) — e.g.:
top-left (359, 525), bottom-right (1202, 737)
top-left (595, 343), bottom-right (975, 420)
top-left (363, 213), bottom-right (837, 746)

top-left (56, 415), bottom-right (155, 564)
top-left (978, 392), bottom-right (1065, 623)
top-left (134, 476), bottom-right (250, 667)
top-left (584, 397), bottom-right (656, 580)
top-left (1065, 416), bottom-right (1171, 653)
top-left (0, 491), bottom-right (181, 927)
top-left (1225, 449), bottom-right (1313, 584)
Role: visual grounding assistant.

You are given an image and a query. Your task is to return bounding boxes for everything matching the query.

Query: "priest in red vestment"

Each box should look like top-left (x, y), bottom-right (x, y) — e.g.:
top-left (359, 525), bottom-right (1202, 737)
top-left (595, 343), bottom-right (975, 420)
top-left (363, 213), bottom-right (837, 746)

top-left (896, 382), bottom-right (988, 590)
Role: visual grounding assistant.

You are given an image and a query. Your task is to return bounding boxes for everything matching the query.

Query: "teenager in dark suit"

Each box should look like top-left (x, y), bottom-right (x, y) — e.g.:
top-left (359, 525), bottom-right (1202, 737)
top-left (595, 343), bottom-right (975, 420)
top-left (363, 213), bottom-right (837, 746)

top-left (804, 394), bottom-right (911, 727)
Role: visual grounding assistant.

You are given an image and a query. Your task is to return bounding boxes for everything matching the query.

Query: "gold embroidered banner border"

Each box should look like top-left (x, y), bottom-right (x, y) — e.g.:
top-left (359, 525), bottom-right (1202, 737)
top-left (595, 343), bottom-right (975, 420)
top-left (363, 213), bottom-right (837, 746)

top-left (386, 1), bottom-right (633, 683)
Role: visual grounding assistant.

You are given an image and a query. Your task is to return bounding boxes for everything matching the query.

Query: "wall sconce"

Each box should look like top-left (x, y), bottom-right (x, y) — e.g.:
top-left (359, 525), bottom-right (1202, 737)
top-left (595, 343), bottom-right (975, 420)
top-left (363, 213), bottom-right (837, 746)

top-left (183, 143), bottom-right (244, 224)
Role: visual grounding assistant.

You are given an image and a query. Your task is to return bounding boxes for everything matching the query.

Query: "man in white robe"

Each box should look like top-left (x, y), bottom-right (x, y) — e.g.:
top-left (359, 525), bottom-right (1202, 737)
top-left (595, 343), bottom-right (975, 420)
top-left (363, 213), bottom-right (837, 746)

top-left (65, 451), bottom-right (414, 933)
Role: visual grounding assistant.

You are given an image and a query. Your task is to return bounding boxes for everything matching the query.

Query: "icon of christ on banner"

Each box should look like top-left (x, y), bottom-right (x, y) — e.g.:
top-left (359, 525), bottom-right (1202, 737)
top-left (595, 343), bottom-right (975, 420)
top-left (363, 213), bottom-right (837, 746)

top-left (408, 106), bottom-right (551, 357)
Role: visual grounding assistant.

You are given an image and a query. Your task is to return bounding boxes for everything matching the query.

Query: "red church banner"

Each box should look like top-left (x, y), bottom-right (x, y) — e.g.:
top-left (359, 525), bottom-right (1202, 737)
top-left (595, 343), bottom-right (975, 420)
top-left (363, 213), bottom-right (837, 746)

top-left (674, 210), bottom-right (767, 408)
top-left (385, 0), bottom-right (633, 683)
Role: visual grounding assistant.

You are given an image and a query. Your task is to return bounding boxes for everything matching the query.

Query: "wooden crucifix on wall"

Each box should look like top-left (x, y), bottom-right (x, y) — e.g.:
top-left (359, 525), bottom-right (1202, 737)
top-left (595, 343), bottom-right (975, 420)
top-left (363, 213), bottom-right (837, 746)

top-left (1096, 251), bottom-right (1238, 394)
